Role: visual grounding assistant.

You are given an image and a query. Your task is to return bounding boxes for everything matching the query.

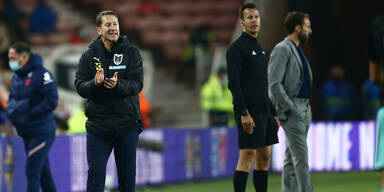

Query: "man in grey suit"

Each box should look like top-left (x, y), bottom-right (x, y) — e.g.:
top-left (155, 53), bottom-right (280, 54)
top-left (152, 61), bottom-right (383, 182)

top-left (268, 11), bottom-right (313, 192)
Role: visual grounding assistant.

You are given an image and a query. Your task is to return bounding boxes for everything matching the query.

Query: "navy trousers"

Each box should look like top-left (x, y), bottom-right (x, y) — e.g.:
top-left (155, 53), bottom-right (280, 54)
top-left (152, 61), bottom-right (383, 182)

top-left (86, 126), bottom-right (139, 192)
top-left (22, 132), bottom-right (56, 192)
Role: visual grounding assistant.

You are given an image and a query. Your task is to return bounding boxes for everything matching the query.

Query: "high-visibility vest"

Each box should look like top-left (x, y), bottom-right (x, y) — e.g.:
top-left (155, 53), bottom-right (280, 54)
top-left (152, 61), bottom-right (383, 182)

top-left (200, 76), bottom-right (233, 112)
top-left (67, 108), bottom-right (87, 134)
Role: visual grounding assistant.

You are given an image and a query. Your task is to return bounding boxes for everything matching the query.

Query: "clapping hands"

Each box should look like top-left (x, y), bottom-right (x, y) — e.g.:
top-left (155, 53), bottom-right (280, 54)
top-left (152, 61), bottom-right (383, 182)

top-left (94, 68), bottom-right (118, 89)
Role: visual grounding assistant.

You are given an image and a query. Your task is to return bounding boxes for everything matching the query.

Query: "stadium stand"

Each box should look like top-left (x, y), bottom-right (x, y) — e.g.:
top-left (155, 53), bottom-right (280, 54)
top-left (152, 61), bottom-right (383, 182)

top-left (2, 0), bottom-right (242, 128)
top-left (76, 0), bottom-right (242, 63)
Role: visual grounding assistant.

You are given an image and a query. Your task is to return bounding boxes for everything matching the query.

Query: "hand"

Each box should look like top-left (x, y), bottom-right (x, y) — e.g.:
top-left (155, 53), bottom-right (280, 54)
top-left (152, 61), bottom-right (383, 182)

top-left (104, 72), bottom-right (118, 89)
top-left (241, 113), bottom-right (255, 135)
top-left (94, 68), bottom-right (104, 86)
top-left (274, 116), bottom-right (280, 131)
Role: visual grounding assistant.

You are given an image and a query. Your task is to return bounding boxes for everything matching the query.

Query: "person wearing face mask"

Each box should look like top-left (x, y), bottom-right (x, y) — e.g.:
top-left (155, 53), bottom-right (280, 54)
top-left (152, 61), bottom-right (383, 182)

top-left (6, 42), bottom-right (58, 192)
top-left (200, 68), bottom-right (234, 127)
top-left (318, 65), bottom-right (359, 121)
top-left (75, 10), bottom-right (143, 192)
top-left (226, 3), bottom-right (280, 192)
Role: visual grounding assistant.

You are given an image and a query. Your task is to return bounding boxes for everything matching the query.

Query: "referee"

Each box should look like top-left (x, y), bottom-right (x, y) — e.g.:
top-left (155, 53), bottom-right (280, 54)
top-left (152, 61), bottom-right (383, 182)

top-left (226, 3), bottom-right (279, 192)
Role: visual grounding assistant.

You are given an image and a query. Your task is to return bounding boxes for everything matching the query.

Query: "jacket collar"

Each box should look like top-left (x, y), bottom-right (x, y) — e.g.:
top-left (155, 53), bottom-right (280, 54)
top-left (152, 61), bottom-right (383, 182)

top-left (15, 53), bottom-right (42, 77)
top-left (89, 35), bottom-right (130, 53)
top-left (284, 37), bottom-right (302, 68)
top-left (283, 37), bottom-right (313, 82)
top-left (241, 32), bottom-right (257, 41)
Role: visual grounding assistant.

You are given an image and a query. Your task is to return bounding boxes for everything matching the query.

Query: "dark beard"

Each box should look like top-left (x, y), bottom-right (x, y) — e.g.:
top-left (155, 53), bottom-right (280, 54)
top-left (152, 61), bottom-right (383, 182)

top-left (298, 32), bottom-right (309, 44)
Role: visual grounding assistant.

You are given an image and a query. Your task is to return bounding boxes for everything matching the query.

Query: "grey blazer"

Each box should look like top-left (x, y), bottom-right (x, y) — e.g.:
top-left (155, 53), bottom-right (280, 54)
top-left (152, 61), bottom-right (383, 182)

top-left (268, 37), bottom-right (313, 120)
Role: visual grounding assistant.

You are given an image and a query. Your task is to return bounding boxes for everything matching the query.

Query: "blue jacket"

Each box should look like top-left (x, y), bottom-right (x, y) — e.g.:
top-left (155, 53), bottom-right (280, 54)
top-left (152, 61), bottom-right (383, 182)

top-left (362, 79), bottom-right (380, 118)
top-left (319, 79), bottom-right (358, 120)
top-left (6, 53), bottom-right (58, 137)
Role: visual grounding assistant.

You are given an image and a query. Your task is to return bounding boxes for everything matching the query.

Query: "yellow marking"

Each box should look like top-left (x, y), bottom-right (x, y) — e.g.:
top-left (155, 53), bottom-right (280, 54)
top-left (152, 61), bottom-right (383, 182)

top-left (95, 63), bottom-right (101, 70)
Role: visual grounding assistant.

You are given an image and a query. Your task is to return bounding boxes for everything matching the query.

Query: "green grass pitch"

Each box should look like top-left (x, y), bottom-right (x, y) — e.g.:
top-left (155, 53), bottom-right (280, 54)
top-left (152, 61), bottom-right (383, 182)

top-left (136, 171), bottom-right (380, 192)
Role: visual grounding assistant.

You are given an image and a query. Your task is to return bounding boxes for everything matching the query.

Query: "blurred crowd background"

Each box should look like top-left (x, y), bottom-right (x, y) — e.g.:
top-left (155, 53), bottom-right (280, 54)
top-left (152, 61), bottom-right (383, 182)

top-left (0, 0), bottom-right (383, 133)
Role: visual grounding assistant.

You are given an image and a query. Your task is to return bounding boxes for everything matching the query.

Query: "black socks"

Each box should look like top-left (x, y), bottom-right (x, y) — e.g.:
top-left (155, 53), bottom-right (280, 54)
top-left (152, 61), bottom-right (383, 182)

top-left (253, 170), bottom-right (268, 192)
top-left (233, 170), bottom-right (268, 192)
top-left (233, 170), bottom-right (248, 192)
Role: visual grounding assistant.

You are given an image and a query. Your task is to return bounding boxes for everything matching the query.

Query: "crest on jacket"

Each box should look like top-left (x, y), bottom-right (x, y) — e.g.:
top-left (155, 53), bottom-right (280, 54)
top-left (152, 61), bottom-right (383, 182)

top-left (113, 54), bottom-right (123, 65)
top-left (43, 72), bottom-right (53, 85)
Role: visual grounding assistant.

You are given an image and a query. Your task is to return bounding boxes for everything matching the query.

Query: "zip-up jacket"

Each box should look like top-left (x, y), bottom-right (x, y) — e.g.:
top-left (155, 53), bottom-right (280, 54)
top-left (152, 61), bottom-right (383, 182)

top-left (6, 53), bottom-right (58, 137)
top-left (75, 36), bottom-right (143, 140)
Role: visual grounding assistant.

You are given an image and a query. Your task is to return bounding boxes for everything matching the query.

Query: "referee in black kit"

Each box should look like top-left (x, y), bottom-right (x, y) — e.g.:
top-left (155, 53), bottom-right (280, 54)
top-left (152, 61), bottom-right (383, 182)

top-left (226, 3), bottom-right (280, 192)
top-left (75, 10), bottom-right (143, 192)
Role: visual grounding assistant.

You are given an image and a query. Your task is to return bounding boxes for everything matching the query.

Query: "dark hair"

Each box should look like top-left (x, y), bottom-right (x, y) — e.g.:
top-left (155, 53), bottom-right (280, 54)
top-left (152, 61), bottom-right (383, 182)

top-left (239, 3), bottom-right (259, 20)
top-left (96, 10), bottom-right (118, 27)
top-left (284, 11), bottom-right (310, 34)
top-left (10, 42), bottom-right (31, 56)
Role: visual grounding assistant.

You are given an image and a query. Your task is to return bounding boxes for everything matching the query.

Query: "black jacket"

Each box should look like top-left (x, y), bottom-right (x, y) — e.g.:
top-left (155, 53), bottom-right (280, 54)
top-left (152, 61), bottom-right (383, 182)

top-left (75, 36), bottom-right (143, 140)
top-left (226, 32), bottom-right (276, 117)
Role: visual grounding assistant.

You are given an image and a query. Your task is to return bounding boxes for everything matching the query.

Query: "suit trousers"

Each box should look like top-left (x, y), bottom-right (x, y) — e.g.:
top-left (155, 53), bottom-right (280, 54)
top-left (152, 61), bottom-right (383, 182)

top-left (281, 98), bottom-right (313, 192)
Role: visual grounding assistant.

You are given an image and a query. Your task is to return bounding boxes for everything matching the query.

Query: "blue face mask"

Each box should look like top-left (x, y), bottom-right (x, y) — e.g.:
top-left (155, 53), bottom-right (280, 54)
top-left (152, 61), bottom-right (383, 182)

top-left (9, 61), bottom-right (21, 71)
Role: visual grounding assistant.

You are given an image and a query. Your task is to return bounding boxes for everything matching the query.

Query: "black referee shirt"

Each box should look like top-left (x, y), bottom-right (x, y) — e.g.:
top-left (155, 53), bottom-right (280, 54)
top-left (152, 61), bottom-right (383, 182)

top-left (226, 32), bottom-right (276, 117)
